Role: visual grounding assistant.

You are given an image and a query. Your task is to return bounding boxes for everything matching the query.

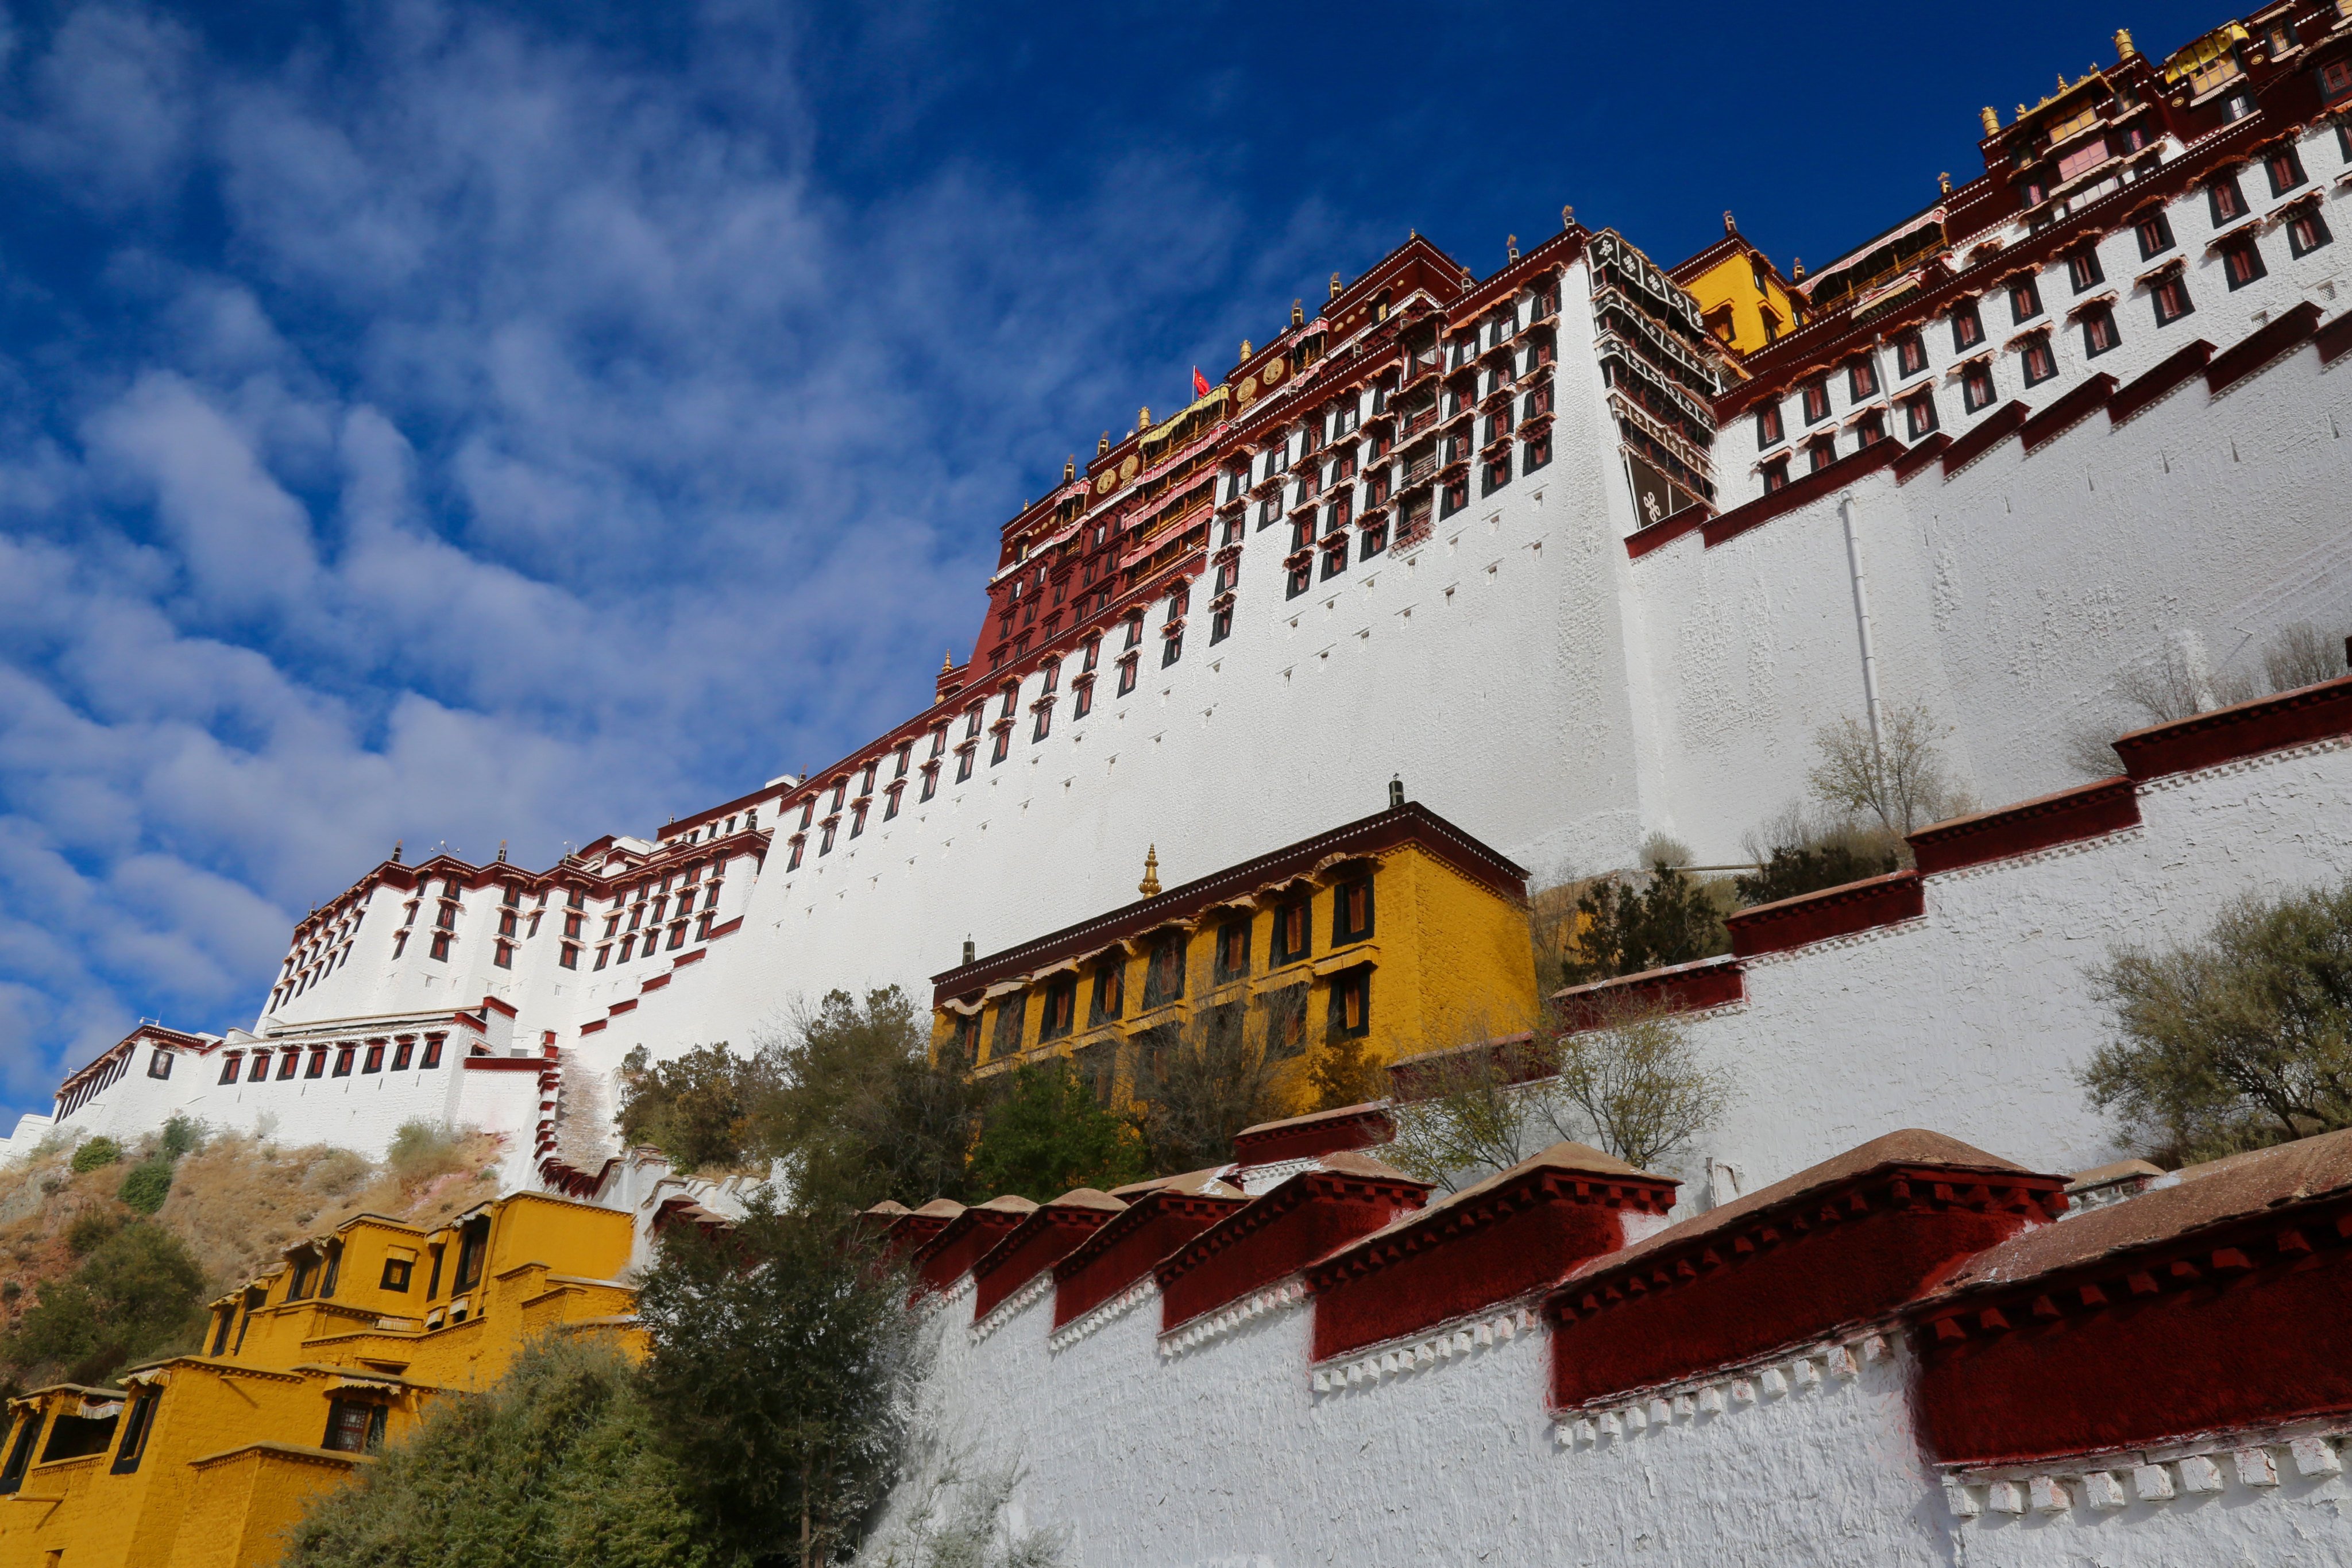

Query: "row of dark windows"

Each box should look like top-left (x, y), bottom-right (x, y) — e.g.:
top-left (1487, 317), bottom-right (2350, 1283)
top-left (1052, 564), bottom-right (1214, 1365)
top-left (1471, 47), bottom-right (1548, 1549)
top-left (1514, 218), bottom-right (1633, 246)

top-left (218, 1034), bottom-right (446, 1083)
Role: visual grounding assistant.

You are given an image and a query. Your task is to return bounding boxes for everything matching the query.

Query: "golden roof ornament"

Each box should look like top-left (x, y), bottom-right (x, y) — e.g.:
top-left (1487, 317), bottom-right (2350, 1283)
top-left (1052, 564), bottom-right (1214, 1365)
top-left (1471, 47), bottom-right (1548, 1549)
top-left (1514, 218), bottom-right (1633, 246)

top-left (1723, 210), bottom-right (1736, 234)
top-left (1138, 845), bottom-right (1162, 897)
top-left (943, 650), bottom-right (954, 672)
top-left (1137, 406), bottom-right (1150, 431)
top-left (1291, 299), bottom-right (1304, 326)
top-left (2115, 27), bottom-right (2134, 59)
top-left (1560, 205), bottom-right (1573, 228)
top-left (1329, 272), bottom-right (1342, 299)
top-left (1238, 338), bottom-right (1252, 363)
top-left (1982, 106), bottom-right (1999, 133)
top-left (1064, 456), bottom-right (1075, 481)
top-left (1507, 233), bottom-right (1519, 260)
top-left (1940, 170), bottom-right (1952, 194)
top-left (1098, 431), bottom-right (1110, 455)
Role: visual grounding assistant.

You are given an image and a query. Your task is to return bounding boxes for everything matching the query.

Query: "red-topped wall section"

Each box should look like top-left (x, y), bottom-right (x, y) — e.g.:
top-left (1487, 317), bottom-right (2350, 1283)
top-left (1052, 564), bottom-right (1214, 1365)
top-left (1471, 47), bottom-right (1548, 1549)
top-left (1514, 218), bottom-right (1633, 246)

top-left (1156, 1156), bottom-right (1430, 1333)
top-left (971, 1191), bottom-right (1126, 1321)
top-left (1053, 1188), bottom-right (1246, 1328)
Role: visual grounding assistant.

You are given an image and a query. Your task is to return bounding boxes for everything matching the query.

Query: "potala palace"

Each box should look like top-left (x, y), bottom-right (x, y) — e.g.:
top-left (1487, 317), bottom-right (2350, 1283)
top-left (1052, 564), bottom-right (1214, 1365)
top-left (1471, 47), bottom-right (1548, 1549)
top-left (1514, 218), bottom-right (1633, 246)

top-left (8, 8), bottom-right (2352, 1566)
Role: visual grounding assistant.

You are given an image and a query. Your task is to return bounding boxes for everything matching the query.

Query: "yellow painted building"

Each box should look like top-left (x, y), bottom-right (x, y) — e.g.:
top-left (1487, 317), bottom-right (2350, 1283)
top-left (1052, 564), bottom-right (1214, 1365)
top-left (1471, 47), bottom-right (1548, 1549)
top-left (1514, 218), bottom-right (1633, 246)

top-left (1668, 222), bottom-right (1806, 355)
top-left (931, 798), bottom-right (1539, 1114)
top-left (0, 1191), bottom-right (639, 1568)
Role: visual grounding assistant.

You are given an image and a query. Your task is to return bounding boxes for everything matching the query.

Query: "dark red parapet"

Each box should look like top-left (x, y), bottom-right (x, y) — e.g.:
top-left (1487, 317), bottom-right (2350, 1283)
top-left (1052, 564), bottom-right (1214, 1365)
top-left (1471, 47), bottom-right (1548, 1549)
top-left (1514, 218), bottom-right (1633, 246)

top-left (2112, 674), bottom-right (2352, 784)
top-left (1308, 1142), bottom-right (1678, 1362)
top-left (1054, 1183), bottom-right (1246, 1328)
top-left (876, 1198), bottom-right (964, 1265)
top-left (1156, 1153), bottom-right (1430, 1333)
top-left (1912, 1128), bottom-right (2352, 1467)
top-left (970, 1189), bottom-right (1126, 1322)
top-left (1545, 1130), bottom-right (2066, 1411)
top-left (1231, 1102), bottom-right (1397, 1167)
top-left (1551, 957), bottom-right (1745, 1030)
top-left (909, 1195), bottom-right (1036, 1300)
top-left (1725, 871), bottom-right (1924, 958)
top-left (1906, 777), bottom-right (2141, 876)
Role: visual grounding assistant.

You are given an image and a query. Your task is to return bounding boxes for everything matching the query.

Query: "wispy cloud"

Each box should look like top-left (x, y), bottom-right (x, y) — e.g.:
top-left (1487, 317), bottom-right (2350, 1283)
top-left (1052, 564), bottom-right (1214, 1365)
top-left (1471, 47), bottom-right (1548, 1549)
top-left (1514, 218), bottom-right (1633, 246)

top-left (0, 0), bottom-right (1355, 1115)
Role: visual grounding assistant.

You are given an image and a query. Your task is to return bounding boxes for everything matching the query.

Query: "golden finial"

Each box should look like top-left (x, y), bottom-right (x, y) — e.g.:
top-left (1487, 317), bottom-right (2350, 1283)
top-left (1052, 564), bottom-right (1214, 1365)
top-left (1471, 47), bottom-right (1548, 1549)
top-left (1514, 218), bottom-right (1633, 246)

top-left (1098, 431), bottom-right (1110, 455)
top-left (1723, 210), bottom-right (1736, 234)
top-left (1792, 256), bottom-right (1805, 281)
top-left (1238, 338), bottom-right (1252, 362)
top-left (1507, 233), bottom-right (1519, 260)
top-left (1138, 844), bottom-right (1162, 898)
top-left (1981, 106), bottom-right (1999, 134)
top-left (2016, 103), bottom-right (2029, 118)
top-left (2056, 72), bottom-right (2068, 93)
top-left (1064, 456), bottom-right (1075, 482)
top-left (1138, 406), bottom-right (1150, 431)
top-left (943, 650), bottom-right (953, 673)
top-left (1561, 204), bottom-right (1574, 228)
top-left (1291, 299), bottom-right (1304, 326)
top-left (1939, 171), bottom-right (1952, 194)
top-left (2115, 26), bottom-right (2134, 59)
top-left (1329, 272), bottom-right (1342, 299)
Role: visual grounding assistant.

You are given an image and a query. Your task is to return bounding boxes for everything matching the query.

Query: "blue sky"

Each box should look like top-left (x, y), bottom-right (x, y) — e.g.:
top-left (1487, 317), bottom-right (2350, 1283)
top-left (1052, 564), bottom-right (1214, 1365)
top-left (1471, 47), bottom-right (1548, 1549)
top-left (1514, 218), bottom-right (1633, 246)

top-left (0, 0), bottom-right (2231, 1121)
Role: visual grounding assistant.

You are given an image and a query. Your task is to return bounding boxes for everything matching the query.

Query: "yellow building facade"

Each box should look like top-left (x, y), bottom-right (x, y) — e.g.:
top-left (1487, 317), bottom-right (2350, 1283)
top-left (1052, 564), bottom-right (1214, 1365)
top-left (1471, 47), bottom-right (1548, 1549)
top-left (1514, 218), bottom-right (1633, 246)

top-left (931, 800), bottom-right (1539, 1114)
top-left (1667, 223), bottom-right (1806, 355)
top-left (0, 1191), bottom-right (639, 1568)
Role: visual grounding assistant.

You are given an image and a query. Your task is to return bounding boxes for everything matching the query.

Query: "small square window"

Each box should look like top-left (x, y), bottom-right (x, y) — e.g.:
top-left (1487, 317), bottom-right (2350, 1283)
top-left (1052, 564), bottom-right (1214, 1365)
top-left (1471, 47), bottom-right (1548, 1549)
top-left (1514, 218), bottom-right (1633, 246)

top-left (1961, 361), bottom-right (1996, 414)
top-left (362, 1042), bottom-right (385, 1073)
top-left (1905, 390), bottom-right (1938, 440)
top-left (2080, 304), bottom-right (2119, 358)
top-left (1762, 456), bottom-right (1790, 493)
top-left (2020, 334), bottom-right (2057, 385)
top-left (380, 1258), bottom-right (412, 1292)
top-left (2288, 207), bottom-right (2334, 257)
top-left (1806, 435), bottom-right (1836, 473)
top-left (2152, 273), bottom-right (2195, 326)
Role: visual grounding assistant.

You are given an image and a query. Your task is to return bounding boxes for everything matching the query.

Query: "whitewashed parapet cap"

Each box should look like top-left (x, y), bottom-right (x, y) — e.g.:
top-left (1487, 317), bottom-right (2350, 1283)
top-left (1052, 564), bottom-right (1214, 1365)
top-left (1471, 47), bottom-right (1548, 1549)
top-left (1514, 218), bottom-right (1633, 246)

top-left (1047, 1276), bottom-right (1158, 1354)
top-left (1942, 1420), bottom-right (2349, 1522)
top-left (968, 1270), bottom-right (1055, 1345)
top-left (1553, 1333), bottom-right (1888, 1449)
top-left (1158, 1276), bottom-right (1310, 1358)
top-left (1312, 1301), bottom-right (1539, 1396)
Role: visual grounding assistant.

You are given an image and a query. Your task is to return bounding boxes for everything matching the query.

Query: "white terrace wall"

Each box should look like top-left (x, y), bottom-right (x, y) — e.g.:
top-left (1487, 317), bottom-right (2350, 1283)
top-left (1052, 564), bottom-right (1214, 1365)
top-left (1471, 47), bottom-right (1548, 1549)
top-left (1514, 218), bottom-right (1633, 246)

top-left (1654, 678), bottom-right (2352, 1189)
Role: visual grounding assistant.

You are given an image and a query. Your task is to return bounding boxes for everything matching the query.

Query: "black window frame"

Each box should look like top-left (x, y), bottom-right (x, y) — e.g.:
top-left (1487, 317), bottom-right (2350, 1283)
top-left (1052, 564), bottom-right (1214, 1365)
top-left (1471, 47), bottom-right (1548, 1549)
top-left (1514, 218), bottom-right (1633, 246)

top-left (2266, 143), bottom-right (2308, 197)
top-left (2135, 210), bottom-right (2175, 260)
top-left (2080, 303), bottom-right (2121, 358)
top-left (1330, 874), bottom-right (1375, 944)
top-left (1, 1411), bottom-right (45, 1493)
top-left (2287, 204), bottom-right (2334, 257)
top-left (1141, 933), bottom-right (1187, 1009)
top-left (109, 1387), bottom-right (161, 1474)
top-left (1326, 966), bottom-right (1372, 1040)
top-left (1950, 302), bottom-right (1985, 351)
top-left (1905, 389), bottom-right (1940, 439)
top-left (2019, 331), bottom-right (2059, 385)
top-left (2065, 246), bottom-right (2104, 293)
top-left (1894, 331), bottom-right (1928, 379)
top-left (323, 1399), bottom-right (388, 1455)
top-left (2222, 234), bottom-right (2268, 289)
top-left (2208, 173), bottom-right (2249, 225)
top-left (990, 992), bottom-right (1027, 1059)
top-left (1845, 356), bottom-right (1878, 401)
top-left (1272, 898), bottom-right (1312, 965)
top-left (2009, 276), bottom-right (2043, 323)
top-left (1755, 402), bottom-right (1784, 448)
top-left (1961, 360), bottom-right (1996, 414)
top-left (2152, 272), bottom-right (2195, 326)
top-left (1088, 959), bottom-right (1125, 1024)
top-left (1800, 377), bottom-right (1830, 424)
top-left (1037, 977), bottom-right (1078, 1043)
top-left (1212, 918), bottom-right (1252, 984)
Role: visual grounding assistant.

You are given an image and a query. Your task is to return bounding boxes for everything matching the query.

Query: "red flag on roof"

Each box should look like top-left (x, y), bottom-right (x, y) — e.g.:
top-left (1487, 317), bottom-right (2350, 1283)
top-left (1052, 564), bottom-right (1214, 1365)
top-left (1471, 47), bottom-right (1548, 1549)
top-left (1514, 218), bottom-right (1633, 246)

top-left (1192, 366), bottom-right (1211, 399)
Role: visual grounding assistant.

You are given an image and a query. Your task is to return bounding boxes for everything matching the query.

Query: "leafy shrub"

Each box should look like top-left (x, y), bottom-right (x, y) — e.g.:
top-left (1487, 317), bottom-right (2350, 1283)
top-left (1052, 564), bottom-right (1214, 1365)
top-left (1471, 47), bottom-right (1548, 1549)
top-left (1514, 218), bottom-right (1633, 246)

top-left (2083, 877), bottom-right (2352, 1164)
top-left (287, 1335), bottom-right (707, 1568)
top-left (1307, 1036), bottom-right (1386, 1111)
top-left (1555, 860), bottom-right (1729, 987)
top-left (387, 1121), bottom-right (476, 1186)
top-left (70, 1136), bottom-right (123, 1174)
top-left (65, 1209), bottom-right (127, 1255)
top-left (157, 1115), bottom-right (206, 1161)
top-left (968, 1060), bottom-right (1144, 1201)
top-left (3, 1221), bottom-right (206, 1387)
top-left (617, 1043), bottom-right (778, 1173)
top-left (118, 1159), bottom-right (174, 1214)
top-left (636, 1196), bottom-right (919, 1566)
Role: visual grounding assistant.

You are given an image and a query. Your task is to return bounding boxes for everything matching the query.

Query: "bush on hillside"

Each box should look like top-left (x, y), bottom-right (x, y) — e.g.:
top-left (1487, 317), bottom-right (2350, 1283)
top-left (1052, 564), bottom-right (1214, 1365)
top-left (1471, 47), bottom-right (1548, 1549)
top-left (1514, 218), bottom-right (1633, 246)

top-left (286, 1335), bottom-right (708, 1568)
top-left (387, 1121), bottom-right (477, 1186)
top-left (2083, 876), bottom-right (2352, 1165)
top-left (1555, 853), bottom-right (1731, 987)
top-left (70, 1137), bottom-right (123, 1174)
top-left (617, 1042), bottom-right (781, 1173)
top-left (118, 1159), bottom-right (175, 1215)
top-left (3, 1221), bottom-right (206, 1387)
top-left (967, 1060), bottom-right (1145, 1201)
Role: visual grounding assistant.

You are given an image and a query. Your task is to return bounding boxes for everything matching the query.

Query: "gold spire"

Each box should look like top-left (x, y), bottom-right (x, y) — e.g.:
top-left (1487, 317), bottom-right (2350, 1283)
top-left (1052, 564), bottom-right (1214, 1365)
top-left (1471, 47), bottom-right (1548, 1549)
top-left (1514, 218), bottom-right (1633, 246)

top-left (1329, 271), bottom-right (1342, 299)
top-left (2114, 26), bottom-right (2134, 59)
top-left (1138, 845), bottom-right (1162, 897)
top-left (1560, 204), bottom-right (1574, 229)
top-left (1238, 338), bottom-right (1252, 363)
top-left (1098, 431), bottom-right (1110, 455)
top-left (1064, 456), bottom-right (1075, 482)
top-left (1981, 105), bottom-right (1999, 134)
top-left (1291, 299), bottom-right (1304, 326)
top-left (1723, 210), bottom-right (1736, 234)
top-left (1507, 233), bottom-right (1519, 260)
top-left (943, 650), bottom-right (954, 673)
top-left (1137, 406), bottom-right (1150, 431)
top-left (1939, 170), bottom-right (1952, 194)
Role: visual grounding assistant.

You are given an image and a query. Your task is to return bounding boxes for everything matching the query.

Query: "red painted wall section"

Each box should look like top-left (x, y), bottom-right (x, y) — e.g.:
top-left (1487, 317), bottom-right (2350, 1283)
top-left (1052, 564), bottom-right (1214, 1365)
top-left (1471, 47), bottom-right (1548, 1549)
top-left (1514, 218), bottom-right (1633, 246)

top-left (1545, 1131), bottom-right (2065, 1411)
top-left (1307, 1143), bottom-right (1678, 1362)
top-left (1230, 1103), bottom-right (1397, 1166)
top-left (1725, 872), bottom-right (1924, 959)
top-left (1911, 1129), bottom-right (2352, 1466)
top-left (2112, 674), bottom-right (2352, 784)
top-left (910, 1198), bottom-right (1036, 1299)
top-left (1906, 777), bottom-right (2142, 877)
top-left (877, 1200), bottom-right (963, 1265)
top-left (1551, 958), bottom-right (1745, 1030)
top-left (1157, 1154), bottom-right (1430, 1333)
top-left (970, 1191), bottom-right (1126, 1322)
top-left (1052, 1189), bottom-right (1246, 1328)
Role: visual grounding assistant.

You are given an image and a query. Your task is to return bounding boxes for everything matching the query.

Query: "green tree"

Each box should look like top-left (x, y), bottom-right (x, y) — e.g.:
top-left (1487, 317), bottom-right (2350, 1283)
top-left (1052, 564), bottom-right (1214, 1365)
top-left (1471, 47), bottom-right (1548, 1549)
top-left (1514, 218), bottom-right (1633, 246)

top-left (2083, 878), bottom-right (2352, 1164)
top-left (286, 1335), bottom-right (708, 1568)
top-left (1558, 861), bottom-right (1729, 986)
top-left (1134, 999), bottom-right (1284, 1175)
top-left (617, 1042), bottom-right (777, 1172)
top-left (4, 1222), bottom-right (206, 1387)
top-left (1307, 1036), bottom-right (1386, 1111)
top-left (118, 1159), bottom-right (174, 1214)
top-left (968, 1060), bottom-right (1145, 1200)
top-left (762, 987), bottom-right (988, 1216)
top-left (635, 1196), bottom-right (919, 1568)
top-left (70, 1136), bottom-right (122, 1174)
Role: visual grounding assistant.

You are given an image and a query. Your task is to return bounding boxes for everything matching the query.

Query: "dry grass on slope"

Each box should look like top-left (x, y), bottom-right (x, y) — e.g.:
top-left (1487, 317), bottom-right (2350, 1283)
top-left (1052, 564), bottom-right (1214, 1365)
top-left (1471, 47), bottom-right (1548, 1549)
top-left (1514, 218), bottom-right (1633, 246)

top-left (159, 1127), bottom-right (504, 1295)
